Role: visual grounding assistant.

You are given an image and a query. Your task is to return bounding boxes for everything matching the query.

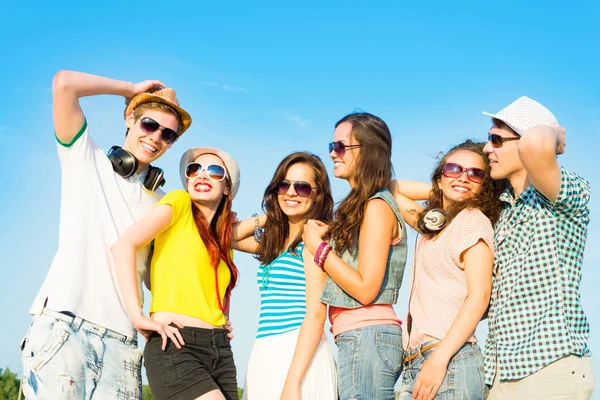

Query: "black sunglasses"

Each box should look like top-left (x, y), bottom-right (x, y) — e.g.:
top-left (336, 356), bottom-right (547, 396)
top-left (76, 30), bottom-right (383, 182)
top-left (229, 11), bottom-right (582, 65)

top-left (442, 162), bottom-right (485, 184)
top-left (137, 117), bottom-right (179, 145)
top-left (276, 180), bottom-right (317, 198)
top-left (329, 141), bottom-right (361, 157)
top-left (488, 133), bottom-right (520, 148)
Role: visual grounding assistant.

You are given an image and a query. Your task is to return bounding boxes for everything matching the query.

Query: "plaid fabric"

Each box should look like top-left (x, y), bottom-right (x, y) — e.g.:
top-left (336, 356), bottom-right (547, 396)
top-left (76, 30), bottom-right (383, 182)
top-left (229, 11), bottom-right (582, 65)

top-left (484, 166), bottom-right (592, 385)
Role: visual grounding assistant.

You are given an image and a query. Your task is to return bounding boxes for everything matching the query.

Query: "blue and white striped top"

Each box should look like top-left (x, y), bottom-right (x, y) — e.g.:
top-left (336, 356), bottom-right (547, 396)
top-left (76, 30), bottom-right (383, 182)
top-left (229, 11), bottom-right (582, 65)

top-left (256, 243), bottom-right (307, 339)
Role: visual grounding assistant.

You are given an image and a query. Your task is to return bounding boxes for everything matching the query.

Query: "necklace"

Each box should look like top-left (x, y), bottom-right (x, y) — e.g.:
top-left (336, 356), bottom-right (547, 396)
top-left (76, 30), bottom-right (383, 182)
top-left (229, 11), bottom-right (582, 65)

top-left (215, 250), bottom-right (231, 313)
top-left (261, 243), bottom-right (301, 288)
top-left (261, 258), bottom-right (276, 289)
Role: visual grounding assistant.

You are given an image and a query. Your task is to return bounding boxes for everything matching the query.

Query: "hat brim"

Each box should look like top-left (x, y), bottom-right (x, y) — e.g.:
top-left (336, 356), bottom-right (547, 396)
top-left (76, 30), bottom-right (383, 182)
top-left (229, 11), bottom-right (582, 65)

top-left (481, 111), bottom-right (522, 136)
top-left (180, 147), bottom-right (241, 199)
top-left (125, 93), bottom-right (192, 135)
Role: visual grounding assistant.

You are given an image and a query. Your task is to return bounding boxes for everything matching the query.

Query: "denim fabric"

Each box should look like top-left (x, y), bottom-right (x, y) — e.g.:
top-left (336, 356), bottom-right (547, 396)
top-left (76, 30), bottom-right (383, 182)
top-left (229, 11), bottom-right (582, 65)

top-left (399, 341), bottom-right (488, 400)
top-left (21, 309), bottom-right (142, 399)
top-left (321, 189), bottom-right (408, 308)
top-left (335, 324), bottom-right (403, 400)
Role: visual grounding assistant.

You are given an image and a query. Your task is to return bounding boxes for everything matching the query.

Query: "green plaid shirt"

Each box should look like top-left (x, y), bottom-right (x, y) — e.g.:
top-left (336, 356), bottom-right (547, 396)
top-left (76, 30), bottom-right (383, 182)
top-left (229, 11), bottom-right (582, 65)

top-left (484, 167), bottom-right (591, 385)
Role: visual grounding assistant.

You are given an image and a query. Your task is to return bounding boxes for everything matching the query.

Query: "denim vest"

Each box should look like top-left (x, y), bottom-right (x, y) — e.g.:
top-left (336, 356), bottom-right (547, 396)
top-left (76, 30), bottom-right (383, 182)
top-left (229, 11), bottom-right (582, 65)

top-left (320, 188), bottom-right (408, 308)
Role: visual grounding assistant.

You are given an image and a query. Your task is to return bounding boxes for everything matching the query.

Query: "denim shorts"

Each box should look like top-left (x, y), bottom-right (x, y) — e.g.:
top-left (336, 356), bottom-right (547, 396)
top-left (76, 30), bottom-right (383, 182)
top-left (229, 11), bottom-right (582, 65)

top-left (399, 340), bottom-right (488, 400)
top-left (144, 326), bottom-right (238, 400)
top-left (335, 323), bottom-right (404, 400)
top-left (21, 309), bottom-right (142, 399)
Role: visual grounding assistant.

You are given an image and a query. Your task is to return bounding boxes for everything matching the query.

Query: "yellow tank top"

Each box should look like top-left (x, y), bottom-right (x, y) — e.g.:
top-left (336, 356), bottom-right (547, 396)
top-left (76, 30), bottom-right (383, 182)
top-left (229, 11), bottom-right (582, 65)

top-left (150, 190), bottom-right (231, 326)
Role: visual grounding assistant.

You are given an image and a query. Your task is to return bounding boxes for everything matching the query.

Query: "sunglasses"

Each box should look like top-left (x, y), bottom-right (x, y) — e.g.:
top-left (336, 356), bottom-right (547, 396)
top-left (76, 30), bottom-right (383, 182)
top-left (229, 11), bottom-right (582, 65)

top-left (185, 162), bottom-right (228, 182)
top-left (488, 133), bottom-right (520, 148)
top-left (328, 141), bottom-right (361, 157)
top-left (442, 162), bottom-right (485, 184)
top-left (276, 180), bottom-right (317, 198)
top-left (137, 117), bottom-right (179, 145)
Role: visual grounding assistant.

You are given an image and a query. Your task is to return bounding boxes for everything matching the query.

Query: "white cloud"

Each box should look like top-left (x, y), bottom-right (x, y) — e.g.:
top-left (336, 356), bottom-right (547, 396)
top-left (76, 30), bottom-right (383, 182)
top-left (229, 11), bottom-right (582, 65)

top-left (199, 81), bottom-right (219, 87)
top-left (285, 113), bottom-right (308, 131)
top-left (199, 81), bottom-right (249, 93)
top-left (222, 85), bottom-right (248, 93)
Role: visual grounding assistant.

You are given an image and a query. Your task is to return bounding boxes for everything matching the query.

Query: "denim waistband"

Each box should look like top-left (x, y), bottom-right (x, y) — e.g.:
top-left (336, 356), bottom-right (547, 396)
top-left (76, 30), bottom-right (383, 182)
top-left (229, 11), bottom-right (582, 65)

top-left (405, 340), bottom-right (478, 359)
top-left (43, 309), bottom-right (137, 345)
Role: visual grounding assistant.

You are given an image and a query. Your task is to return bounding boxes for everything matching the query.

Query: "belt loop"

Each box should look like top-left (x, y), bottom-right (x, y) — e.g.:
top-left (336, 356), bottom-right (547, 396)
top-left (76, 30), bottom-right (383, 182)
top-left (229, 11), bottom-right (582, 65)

top-left (71, 316), bottom-right (83, 332)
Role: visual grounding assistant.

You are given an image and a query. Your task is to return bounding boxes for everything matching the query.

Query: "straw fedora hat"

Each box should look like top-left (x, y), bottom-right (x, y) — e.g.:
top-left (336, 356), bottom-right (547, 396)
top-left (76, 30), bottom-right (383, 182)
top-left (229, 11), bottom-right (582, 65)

top-left (124, 87), bottom-right (192, 135)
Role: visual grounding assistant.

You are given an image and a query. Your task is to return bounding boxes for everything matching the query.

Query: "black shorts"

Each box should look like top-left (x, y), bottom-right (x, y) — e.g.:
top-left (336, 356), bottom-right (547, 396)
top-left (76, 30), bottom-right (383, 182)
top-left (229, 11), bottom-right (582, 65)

top-left (144, 327), bottom-right (238, 400)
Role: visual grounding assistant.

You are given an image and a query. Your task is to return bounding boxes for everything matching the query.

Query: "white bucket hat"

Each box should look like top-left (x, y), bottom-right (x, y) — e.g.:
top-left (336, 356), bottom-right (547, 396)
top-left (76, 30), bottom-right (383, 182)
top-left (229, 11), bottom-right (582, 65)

top-left (179, 147), bottom-right (241, 199)
top-left (482, 96), bottom-right (559, 135)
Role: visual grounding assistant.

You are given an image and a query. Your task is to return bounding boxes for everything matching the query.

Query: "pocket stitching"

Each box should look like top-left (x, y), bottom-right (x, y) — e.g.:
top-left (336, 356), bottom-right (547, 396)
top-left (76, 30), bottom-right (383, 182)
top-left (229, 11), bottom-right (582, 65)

top-left (31, 324), bottom-right (70, 373)
top-left (376, 332), bottom-right (403, 374)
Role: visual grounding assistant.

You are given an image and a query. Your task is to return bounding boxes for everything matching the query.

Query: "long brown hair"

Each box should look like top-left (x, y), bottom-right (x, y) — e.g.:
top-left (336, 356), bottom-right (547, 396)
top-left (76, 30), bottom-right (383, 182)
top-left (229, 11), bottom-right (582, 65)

top-left (257, 152), bottom-right (334, 265)
top-left (191, 177), bottom-right (238, 307)
top-left (329, 112), bottom-right (393, 254)
top-left (417, 140), bottom-right (506, 235)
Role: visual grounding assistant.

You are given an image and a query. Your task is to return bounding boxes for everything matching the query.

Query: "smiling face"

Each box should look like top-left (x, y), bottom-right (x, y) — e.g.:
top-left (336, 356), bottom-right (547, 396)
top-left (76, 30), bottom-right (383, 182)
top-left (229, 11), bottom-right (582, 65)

top-left (330, 121), bottom-right (360, 185)
top-left (277, 162), bottom-right (318, 223)
top-left (186, 153), bottom-right (230, 209)
top-left (438, 150), bottom-right (486, 209)
top-left (483, 124), bottom-right (524, 181)
top-left (123, 108), bottom-right (179, 171)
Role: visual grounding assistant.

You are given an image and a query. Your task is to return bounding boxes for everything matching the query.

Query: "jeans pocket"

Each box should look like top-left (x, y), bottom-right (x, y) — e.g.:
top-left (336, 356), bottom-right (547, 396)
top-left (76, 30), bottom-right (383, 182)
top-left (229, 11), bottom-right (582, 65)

top-left (479, 365), bottom-right (489, 399)
top-left (335, 335), bottom-right (357, 397)
top-left (376, 332), bottom-right (403, 374)
top-left (445, 350), bottom-right (487, 400)
top-left (29, 322), bottom-right (71, 373)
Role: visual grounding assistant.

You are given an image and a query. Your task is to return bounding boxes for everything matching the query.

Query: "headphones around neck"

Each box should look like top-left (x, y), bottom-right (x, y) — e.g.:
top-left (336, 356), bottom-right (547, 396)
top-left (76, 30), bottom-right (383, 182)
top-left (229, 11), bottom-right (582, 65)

top-left (422, 208), bottom-right (448, 233)
top-left (107, 146), bottom-right (165, 191)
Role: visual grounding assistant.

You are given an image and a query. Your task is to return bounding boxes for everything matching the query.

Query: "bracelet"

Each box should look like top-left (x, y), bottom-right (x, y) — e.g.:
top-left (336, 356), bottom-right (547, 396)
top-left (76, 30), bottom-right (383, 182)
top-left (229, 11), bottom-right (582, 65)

top-left (252, 213), bottom-right (264, 242)
top-left (314, 241), bottom-right (331, 269)
top-left (317, 244), bottom-right (332, 269)
top-left (313, 241), bottom-right (328, 265)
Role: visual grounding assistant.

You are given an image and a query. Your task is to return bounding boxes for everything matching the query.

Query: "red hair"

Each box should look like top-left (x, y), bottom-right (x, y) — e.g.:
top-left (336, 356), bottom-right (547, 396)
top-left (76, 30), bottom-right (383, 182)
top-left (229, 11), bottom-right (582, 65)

top-left (191, 184), bottom-right (237, 312)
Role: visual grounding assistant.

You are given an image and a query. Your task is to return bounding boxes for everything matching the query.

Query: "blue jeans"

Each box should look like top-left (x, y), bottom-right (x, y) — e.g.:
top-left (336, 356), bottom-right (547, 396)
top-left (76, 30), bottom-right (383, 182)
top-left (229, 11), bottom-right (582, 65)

top-left (21, 309), bottom-right (143, 399)
top-left (399, 341), bottom-right (488, 400)
top-left (335, 324), bottom-right (403, 400)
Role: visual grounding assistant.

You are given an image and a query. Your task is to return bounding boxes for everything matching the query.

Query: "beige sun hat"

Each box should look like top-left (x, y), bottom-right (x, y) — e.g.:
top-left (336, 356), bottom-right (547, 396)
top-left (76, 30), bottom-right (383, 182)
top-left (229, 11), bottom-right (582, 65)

top-left (179, 148), bottom-right (241, 199)
top-left (124, 87), bottom-right (192, 135)
top-left (482, 96), bottom-right (558, 135)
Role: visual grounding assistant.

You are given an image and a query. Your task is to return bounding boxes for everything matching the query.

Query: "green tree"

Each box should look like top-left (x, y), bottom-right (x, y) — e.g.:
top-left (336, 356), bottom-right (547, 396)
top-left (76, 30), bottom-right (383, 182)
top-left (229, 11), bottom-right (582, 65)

top-left (142, 384), bottom-right (155, 400)
top-left (0, 368), bottom-right (21, 400)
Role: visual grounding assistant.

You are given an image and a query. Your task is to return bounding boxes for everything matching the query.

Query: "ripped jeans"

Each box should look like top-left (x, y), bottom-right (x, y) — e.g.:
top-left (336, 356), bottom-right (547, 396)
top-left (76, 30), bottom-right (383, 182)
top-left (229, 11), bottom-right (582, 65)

top-left (21, 309), bottom-right (142, 399)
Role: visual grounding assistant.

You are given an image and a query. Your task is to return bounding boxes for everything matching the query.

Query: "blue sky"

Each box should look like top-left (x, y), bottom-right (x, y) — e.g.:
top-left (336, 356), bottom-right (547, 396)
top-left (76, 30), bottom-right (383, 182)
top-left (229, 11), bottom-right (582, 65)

top-left (1, 1), bottom-right (599, 392)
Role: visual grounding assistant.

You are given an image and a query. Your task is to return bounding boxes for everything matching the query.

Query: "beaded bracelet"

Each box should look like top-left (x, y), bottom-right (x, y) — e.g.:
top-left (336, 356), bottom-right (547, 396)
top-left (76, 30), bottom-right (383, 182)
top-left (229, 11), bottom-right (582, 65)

top-left (252, 213), bottom-right (264, 242)
top-left (313, 241), bottom-right (329, 265)
top-left (317, 244), bottom-right (332, 269)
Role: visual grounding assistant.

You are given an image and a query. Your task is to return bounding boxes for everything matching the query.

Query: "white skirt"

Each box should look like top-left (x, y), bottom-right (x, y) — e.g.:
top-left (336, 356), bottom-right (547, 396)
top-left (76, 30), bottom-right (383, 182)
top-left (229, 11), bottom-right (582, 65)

top-left (242, 329), bottom-right (337, 400)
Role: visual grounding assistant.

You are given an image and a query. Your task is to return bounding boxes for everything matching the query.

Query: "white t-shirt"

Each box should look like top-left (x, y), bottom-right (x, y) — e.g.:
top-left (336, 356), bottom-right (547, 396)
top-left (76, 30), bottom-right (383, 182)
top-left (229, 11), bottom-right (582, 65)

top-left (29, 120), bottom-right (164, 338)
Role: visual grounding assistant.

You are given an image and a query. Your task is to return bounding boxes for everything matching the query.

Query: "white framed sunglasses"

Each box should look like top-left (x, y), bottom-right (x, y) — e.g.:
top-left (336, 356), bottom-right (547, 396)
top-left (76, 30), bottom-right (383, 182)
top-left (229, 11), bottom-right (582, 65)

top-left (185, 162), bottom-right (228, 182)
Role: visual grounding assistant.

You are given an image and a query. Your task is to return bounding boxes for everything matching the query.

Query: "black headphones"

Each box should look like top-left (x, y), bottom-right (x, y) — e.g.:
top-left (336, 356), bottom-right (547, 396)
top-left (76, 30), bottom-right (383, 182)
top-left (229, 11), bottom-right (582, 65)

top-left (107, 146), bottom-right (165, 191)
top-left (422, 208), bottom-right (448, 233)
